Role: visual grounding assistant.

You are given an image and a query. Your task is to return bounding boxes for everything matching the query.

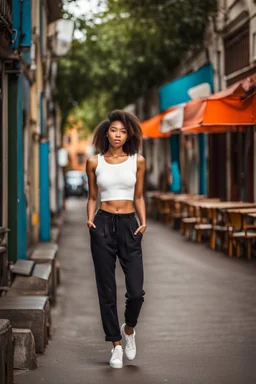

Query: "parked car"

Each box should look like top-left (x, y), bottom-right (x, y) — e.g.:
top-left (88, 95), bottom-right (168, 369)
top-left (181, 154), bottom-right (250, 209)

top-left (65, 170), bottom-right (88, 197)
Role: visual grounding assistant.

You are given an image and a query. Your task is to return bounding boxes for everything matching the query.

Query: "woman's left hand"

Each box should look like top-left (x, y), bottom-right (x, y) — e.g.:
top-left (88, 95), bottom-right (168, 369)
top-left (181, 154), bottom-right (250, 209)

top-left (134, 224), bottom-right (147, 235)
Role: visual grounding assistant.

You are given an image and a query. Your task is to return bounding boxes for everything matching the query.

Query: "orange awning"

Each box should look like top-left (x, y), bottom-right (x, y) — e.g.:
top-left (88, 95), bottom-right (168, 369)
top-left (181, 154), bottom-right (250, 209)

top-left (181, 99), bottom-right (245, 134)
top-left (203, 94), bottom-right (256, 125)
top-left (208, 73), bottom-right (256, 99)
top-left (182, 99), bottom-right (206, 130)
top-left (141, 107), bottom-right (176, 138)
top-left (142, 73), bottom-right (256, 137)
top-left (182, 74), bottom-right (256, 134)
top-left (182, 124), bottom-right (245, 134)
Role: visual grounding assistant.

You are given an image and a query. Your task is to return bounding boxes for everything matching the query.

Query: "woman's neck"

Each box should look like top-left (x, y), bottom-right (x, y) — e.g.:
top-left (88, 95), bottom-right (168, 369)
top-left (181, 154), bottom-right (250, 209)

top-left (107, 147), bottom-right (126, 157)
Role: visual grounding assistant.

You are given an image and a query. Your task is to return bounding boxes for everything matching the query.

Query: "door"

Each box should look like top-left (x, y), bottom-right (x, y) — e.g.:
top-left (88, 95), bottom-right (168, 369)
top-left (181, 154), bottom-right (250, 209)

top-left (208, 134), bottom-right (227, 200)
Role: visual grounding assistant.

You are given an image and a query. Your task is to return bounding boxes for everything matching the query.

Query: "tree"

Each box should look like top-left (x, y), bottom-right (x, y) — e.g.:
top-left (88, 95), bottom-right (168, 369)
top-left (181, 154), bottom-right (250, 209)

top-left (56, 0), bottom-right (217, 132)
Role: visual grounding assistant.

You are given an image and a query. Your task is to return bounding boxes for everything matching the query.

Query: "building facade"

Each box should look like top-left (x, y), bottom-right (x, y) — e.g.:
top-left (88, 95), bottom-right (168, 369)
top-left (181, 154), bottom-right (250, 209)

top-left (207, 0), bottom-right (256, 201)
top-left (134, 0), bottom-right (256, 202)
top-left (0, 0), bottom-right (71, 284)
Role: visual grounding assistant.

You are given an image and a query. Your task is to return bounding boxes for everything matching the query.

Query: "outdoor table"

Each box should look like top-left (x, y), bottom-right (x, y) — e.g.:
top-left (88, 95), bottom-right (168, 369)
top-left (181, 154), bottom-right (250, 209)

top-left (187, 201), bottom-right (256, 249)
top-left (214, 203), bottom-right (256, 252)
top-left (158, 193), bottom-right (175, 224)
top-left (181, 198), bottom-right (220, 238)
top-left (222, 207), bottom-right (256, 260)
top-left (246, 212), bottom-right (256, 218)
top-left (225, 208), bottom-right (256, 226)
top-left (226, 207), bottom-right (256, 214)
top-left (218, 203), bottom-right (256, 227)
top-left (170, 194), bottom-right (203, 228)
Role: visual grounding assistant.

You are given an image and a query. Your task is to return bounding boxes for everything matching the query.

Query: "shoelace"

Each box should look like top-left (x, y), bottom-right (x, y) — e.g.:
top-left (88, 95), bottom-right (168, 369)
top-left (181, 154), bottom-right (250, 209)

top-left (125, 334), bottom-right (135, 350)
top-left (111, 347), bottom-right (123, 361)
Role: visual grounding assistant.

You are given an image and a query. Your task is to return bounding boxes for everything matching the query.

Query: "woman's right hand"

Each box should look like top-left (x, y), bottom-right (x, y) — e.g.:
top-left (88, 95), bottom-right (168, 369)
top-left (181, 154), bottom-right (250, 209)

top-left (87, 220), bottom-right (96, 229)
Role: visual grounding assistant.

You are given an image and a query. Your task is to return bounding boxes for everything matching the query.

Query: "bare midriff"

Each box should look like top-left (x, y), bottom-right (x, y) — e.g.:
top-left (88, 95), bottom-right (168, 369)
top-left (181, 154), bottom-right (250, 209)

top-left (100, 200), bottom-right (135, 214)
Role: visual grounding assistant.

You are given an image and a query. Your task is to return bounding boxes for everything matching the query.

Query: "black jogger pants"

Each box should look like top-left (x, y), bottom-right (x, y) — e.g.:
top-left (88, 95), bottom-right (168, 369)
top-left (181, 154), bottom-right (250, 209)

top-left (89, 209), bottom-right (145, 342)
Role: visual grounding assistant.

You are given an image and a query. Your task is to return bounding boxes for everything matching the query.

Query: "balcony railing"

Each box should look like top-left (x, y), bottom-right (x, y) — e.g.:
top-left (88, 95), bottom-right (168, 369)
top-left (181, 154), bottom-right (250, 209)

top-left (0, 0), bottom-right (12, 58)
top-left (0, 0), bottom-right (12, 35)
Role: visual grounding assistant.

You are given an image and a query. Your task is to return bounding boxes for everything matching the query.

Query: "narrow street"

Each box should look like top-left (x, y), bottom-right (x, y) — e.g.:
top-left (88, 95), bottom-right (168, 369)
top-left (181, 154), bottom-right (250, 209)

top-left (15, 198), bottom-right (256, 384)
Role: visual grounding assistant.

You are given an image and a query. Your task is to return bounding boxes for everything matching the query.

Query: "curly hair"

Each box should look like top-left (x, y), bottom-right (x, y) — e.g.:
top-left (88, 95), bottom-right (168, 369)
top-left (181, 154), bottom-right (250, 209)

top-left (92, 110), bottom-right (142, 155)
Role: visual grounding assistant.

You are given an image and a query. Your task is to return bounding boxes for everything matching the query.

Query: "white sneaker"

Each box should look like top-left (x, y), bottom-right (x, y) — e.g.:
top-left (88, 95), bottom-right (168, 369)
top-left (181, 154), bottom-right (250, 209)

top-left (121, 323), bottom-right (136, 360)
top-left (109, 345), bottom-right (123, 369)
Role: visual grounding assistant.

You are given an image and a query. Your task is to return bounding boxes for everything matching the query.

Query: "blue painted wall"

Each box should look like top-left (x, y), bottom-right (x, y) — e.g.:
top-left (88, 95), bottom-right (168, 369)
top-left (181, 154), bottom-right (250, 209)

top-left (169, 135), bottom-right (181, 193)
top-left (39, 141), bottom-right (51, 241)
top-left (159, 65), bottom-right (214, 112)
top-left (10, 0), bottom-right (28, 259)
top-left (159, 64), bottom-right (214, 194)
top-left (40, 92), bottom-right (45, 135)
top-left (21, 0), bottom-right (32, 49)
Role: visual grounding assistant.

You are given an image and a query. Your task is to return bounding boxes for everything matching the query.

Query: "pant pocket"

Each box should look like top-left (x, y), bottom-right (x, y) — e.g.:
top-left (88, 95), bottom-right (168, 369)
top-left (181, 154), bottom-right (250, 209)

top-left (131, 217), bottom-right (143, 237)
top-left (90, 215), bottom-right (106, 237)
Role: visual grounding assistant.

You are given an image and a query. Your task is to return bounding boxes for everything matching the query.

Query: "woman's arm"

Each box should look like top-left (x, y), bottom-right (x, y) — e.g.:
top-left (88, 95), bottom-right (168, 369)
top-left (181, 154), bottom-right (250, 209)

top-left (85, 156), bottom-right (98, 228)
top-left (134, 154), bottom-right (147, 235)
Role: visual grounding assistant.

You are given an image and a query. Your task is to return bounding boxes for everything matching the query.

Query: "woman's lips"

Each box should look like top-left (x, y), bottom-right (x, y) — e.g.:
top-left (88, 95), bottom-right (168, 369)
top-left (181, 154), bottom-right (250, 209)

top-left (114, 140), bottom-right (121, 143)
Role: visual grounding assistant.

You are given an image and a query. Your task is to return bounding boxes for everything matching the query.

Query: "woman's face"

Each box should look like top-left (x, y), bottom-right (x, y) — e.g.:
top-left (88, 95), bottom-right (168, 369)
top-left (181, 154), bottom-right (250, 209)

top-left (107, 120), bottom-right (128, 148)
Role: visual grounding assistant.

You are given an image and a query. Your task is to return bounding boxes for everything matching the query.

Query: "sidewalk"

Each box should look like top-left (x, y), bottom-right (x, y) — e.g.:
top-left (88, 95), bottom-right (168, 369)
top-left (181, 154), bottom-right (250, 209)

top-left (15, 198), bottom-right (256, 384)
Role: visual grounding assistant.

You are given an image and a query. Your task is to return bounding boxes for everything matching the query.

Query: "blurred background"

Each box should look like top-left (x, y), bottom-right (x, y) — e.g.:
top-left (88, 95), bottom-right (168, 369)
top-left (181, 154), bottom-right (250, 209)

top-left (1, 0), bottom-right (256, 266)
top-left (1, 1), bottom-right (256, 382)
top-left (1, 0), bottom-right (256, 273)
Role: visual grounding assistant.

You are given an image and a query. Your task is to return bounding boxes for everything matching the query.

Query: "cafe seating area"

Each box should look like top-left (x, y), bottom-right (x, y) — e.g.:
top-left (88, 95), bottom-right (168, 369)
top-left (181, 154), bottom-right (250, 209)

top-left (148, 191), bottom-right (256, 261)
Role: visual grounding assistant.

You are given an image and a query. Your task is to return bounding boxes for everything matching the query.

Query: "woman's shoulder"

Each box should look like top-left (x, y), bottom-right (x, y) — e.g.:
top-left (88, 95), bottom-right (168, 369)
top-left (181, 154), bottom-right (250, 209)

top-left (86, 155), bottom-right (99, 169)
top-left (136, 153), bottom-right (145, 164)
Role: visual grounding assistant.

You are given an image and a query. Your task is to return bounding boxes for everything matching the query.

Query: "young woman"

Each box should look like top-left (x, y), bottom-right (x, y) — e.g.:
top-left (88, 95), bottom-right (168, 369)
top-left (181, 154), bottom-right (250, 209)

top-left (86, 110), bottom-right (146, 369)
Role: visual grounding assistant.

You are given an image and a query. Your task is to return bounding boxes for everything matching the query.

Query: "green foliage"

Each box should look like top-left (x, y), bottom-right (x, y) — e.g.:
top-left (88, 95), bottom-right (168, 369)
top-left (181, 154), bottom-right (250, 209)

top-left (57, 0), bottom-right (217, 133)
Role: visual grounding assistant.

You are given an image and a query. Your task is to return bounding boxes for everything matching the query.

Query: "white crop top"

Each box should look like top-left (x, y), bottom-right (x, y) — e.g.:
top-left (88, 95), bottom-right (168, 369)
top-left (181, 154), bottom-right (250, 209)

top-left (95, 153), bottom-right (137, 202)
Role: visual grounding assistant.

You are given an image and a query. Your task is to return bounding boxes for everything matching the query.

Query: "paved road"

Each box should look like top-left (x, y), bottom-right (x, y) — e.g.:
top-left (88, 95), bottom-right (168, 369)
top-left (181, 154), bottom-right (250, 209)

top-left (15, 198), bottom-right (256, 384)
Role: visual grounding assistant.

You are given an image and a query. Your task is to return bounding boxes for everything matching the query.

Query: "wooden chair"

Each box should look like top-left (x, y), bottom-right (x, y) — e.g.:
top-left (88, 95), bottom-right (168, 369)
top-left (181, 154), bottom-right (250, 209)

top-left (170, 194), bottom-right (195, 229)
top-left (194, 207), bottom-right (213, 243)
top-left (226, 211), bottom-right (256, 260)
top-left (209, 207), bottom-right (229, 250)
top-left (181, 203), bottom-right (200, 238)
top-left (158, 194), bottom-right (173, 224)
top-left (182, 198), bottom-right (220, 242)
top-left (194, 201), bottom-right (221, 244)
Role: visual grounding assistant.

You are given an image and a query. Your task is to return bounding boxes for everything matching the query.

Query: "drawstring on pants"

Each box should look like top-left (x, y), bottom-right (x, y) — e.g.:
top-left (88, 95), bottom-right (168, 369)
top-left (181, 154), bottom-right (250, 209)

top-left (111, 215), bottom-right (119, 234)
top-left (97, 209), bottom-right (136, 236)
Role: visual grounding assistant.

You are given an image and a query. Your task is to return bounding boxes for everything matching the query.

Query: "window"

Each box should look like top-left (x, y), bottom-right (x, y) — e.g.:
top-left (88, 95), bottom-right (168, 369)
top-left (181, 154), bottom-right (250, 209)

top-left (224, 22), bottom-right (249, 76)
top-left (253, 32), bottom-right (256, 61)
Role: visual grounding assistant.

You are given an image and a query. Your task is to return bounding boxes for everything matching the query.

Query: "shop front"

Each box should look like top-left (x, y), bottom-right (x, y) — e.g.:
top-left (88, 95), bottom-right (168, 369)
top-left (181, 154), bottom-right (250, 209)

top-left (159, 64), bottom-right (214, 195)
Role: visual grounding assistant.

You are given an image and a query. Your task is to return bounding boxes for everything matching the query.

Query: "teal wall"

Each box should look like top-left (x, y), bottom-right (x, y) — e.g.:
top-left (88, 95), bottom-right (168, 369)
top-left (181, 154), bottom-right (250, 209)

top-left (159, 64), bottom-right (214, 194)
top-left (159, 65), bottom-right (214, 111)
top-left (8, 75), bottom-right (27, 261)
top-left (39, 141), bottom-right (51, 241)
